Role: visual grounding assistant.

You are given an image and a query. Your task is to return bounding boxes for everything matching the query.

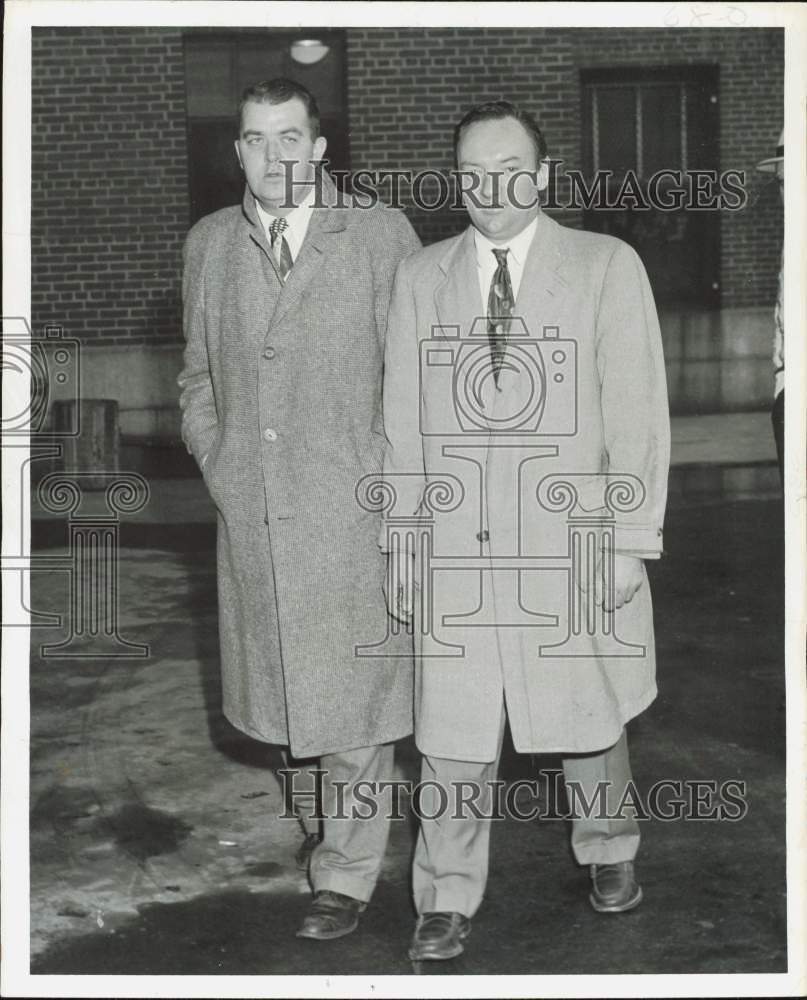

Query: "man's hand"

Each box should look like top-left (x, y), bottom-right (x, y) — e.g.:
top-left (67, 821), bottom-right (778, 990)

top-left (383, 551), bottom-right (415, 624)
top-left (595, 554), bottom-right (644, 612)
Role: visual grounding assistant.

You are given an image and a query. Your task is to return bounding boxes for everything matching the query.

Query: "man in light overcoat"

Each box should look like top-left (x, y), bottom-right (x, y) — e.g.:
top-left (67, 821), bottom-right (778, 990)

top-left (178, 78), bottom-right (420, 941)
top-left (382, 100), bottom-right (670, 960)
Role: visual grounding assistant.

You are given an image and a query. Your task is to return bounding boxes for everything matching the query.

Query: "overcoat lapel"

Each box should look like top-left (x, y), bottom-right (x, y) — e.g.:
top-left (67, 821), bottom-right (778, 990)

top-left (240, 185), bottom-right (276, 269)
top-left (237, 174), bottom-right (350, 332)
top-left (512, 210), bottom-right (570, 338)
top-left (238, 188), bottom-right (284, 322)
top-left (434, 213), bottom-right (572, 421)
top-left (268, 172), bottom-right (349, 331)
top-left (491, 211), bottom-right (571, 408)
top-left (269, 207), bottom-right (348, 330)
top-left (434, 212), bottom-right (571, 346)
top-left (434, 227), bottom-right (482, 339)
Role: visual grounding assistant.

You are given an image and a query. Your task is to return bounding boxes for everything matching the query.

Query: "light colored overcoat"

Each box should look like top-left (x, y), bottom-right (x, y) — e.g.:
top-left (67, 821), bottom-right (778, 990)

top-left (382, 212), bottom-right (670, 763)
top-left (178, 176), bottom-right (420, 757)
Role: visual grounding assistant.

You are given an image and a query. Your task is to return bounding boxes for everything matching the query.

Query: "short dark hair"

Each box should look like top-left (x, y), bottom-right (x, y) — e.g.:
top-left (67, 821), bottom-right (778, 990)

top-left (237, 78), bottom-right (320, 139)
top-left (453, 100), bottom-right (548, 166)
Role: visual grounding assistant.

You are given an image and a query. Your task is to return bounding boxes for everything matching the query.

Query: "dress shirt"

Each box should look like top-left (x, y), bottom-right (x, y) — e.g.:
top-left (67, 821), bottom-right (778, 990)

top-left (254, 186), bottom-right (316, 263)
top-left (474, 215), bottom-right (538, 313)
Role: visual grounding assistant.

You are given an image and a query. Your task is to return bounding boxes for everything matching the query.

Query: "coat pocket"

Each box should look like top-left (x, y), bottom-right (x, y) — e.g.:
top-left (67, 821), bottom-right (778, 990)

top-left (201, 434), bottom-right (225, 504)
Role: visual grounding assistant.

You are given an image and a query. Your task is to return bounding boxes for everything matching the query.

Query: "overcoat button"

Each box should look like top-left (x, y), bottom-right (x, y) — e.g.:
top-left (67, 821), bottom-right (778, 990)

top-left (263, 346), bottom-right (276, 360)
top-left (476, 530), bottom-right (490, 542)
top-left (263, 427), bottom-right (277, 442)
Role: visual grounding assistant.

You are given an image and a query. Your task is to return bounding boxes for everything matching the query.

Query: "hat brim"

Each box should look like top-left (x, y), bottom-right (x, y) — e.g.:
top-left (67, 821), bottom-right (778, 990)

top-left (756, 155), bottom-right (783, 173)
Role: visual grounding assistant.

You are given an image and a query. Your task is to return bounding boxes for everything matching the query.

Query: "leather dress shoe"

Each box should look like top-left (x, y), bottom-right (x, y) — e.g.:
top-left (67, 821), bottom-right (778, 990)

top-left (409, 911), bottom-right (471, 961)
top-left (589, 861), bottom-right (643, 913)
top-left (296, 890), bottom-right (367, 940)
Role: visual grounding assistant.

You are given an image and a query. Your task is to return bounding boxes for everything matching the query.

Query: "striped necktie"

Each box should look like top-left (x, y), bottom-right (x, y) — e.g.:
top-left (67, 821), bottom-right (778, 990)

top-left (268, 217), bottom-right (293, 281)
top-left (488, 248), bottom-right (513, 385)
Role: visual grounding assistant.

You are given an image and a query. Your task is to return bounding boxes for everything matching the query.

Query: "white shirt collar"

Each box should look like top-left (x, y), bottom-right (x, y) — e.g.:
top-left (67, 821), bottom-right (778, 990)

top-left (473, 214), bottom-right (539, 269)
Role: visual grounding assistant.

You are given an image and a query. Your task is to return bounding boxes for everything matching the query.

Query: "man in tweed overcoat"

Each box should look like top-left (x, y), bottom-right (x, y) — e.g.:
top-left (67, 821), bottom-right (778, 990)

top-left (383, 101), bottom-right (670, 960)
top-left (178, 79), bottom-right (420, 940)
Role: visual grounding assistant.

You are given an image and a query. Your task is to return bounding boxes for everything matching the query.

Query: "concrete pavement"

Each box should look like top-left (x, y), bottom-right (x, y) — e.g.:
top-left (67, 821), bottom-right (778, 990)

top-left (24, 409), bottom-right (787, 976)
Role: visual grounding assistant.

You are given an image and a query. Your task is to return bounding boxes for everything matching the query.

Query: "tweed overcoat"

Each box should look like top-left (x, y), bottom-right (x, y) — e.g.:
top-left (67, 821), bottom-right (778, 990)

top-left (178, 177), bottom-right (420, 757)
top-left (382, 212), bottom-right (671, 762)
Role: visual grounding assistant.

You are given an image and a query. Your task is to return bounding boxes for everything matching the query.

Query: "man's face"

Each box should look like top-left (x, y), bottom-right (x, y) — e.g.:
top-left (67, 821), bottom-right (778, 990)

top-left (456, 116), bottom-right (549, 243)
top-left (235, 97), bottom-right (327, 215)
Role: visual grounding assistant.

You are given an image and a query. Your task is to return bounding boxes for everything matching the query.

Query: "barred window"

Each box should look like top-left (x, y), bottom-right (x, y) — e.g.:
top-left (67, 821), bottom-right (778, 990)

top-left (584, 81), bottom-right (687, 178)
top-left (580, 66), bottom-right (720, 307)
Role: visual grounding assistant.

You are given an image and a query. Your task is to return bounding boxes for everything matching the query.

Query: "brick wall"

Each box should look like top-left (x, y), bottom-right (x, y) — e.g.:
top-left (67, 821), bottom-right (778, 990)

top-left (31, 28), bottom-right (189, 348)
top-left (568, 28), bottom-right (784, 308)
top-left (30, 26), bottom-right (782, 352)
top-left (346, 28), bottom-right (579, 247)
top-left (347, 27), bottom-right (783, 308)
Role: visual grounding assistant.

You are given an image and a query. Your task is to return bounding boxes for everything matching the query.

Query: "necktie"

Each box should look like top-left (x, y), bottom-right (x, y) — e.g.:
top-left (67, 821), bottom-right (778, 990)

top-left (488, 248), bottom-right (513, 385)
top-left (268, 217), bottom-right (294, 281)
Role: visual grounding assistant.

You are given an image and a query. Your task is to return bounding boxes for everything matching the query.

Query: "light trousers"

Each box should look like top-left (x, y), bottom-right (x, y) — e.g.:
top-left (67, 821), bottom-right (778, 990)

top-left (413, 711), bottom-right (640, 917)
top-left (298, 742), bottom-right (395, 903)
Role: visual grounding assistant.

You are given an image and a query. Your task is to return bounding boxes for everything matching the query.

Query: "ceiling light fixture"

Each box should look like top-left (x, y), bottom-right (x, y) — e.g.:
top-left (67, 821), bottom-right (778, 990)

top-left (290, 39), bottom-right (330, 65)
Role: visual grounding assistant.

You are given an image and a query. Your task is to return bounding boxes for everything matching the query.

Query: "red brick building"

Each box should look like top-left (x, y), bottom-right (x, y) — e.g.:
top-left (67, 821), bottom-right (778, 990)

top-left (30, 26), bottom-right (784, 452)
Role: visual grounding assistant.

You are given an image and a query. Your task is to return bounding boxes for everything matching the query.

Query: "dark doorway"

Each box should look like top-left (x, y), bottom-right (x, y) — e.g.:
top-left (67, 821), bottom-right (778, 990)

top-left (183, 29), bottom-right (349, 224)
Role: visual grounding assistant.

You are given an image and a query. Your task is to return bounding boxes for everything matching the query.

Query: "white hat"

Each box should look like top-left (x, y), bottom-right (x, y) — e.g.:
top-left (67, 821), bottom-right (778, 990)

top-left (757, 127), bottom-right (784, 173)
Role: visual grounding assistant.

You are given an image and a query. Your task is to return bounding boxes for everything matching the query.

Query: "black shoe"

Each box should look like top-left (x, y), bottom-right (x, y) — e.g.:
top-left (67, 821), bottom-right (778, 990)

top-left (409, 911), bottom-right (471, 961)
top-left (296, 890), bottom-right (367, 940)
top-left (589, 861), bottom-right (643, 913)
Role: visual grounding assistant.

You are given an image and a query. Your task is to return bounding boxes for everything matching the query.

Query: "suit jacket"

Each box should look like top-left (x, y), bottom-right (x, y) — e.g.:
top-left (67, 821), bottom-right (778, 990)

top-left (178, 174), bottom-right (421, 756)
top-left (382, 211), bottom-right (671, 761)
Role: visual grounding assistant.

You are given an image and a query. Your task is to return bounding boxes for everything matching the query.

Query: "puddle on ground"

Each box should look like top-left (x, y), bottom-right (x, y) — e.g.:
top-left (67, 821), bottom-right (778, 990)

top-left (102, 802), bottom-right (193, 861)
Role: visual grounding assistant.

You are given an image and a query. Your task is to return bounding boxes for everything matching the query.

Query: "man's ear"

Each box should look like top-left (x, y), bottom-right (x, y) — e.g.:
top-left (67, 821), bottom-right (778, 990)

top-left (234, 140), bottom-right (244, 171)
top-left (536, 159), bottom-right (550, 192)
top-left (313, 135), bottom-right (328, 162)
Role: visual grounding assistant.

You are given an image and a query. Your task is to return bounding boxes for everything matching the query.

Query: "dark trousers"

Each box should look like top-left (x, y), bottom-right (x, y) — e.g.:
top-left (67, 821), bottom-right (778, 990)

top-left (771, 390), bottom-right (784, 486)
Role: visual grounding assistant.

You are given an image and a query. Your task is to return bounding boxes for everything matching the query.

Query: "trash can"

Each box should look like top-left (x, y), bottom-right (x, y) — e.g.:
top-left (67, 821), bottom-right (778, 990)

top-left (52, 398), bottom-right (120, 490)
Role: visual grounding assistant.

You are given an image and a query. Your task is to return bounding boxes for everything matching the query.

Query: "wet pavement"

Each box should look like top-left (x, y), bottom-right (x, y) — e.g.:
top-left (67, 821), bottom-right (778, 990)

top-left (26, 485), bottom-right (787, 976)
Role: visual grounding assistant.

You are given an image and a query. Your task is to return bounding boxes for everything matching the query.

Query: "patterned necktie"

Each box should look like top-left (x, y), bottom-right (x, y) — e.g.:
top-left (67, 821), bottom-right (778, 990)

top-left (488, 248), bottom-right (513, 385)
top-left (268, 217), bottom-right (293, 281)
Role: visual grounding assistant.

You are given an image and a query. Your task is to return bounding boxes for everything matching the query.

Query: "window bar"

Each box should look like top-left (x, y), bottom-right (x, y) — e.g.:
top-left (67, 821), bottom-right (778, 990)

top-left (635, 86), bottom-right (643, 178)
top-left (680, 83), bottom-right (688, 171)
